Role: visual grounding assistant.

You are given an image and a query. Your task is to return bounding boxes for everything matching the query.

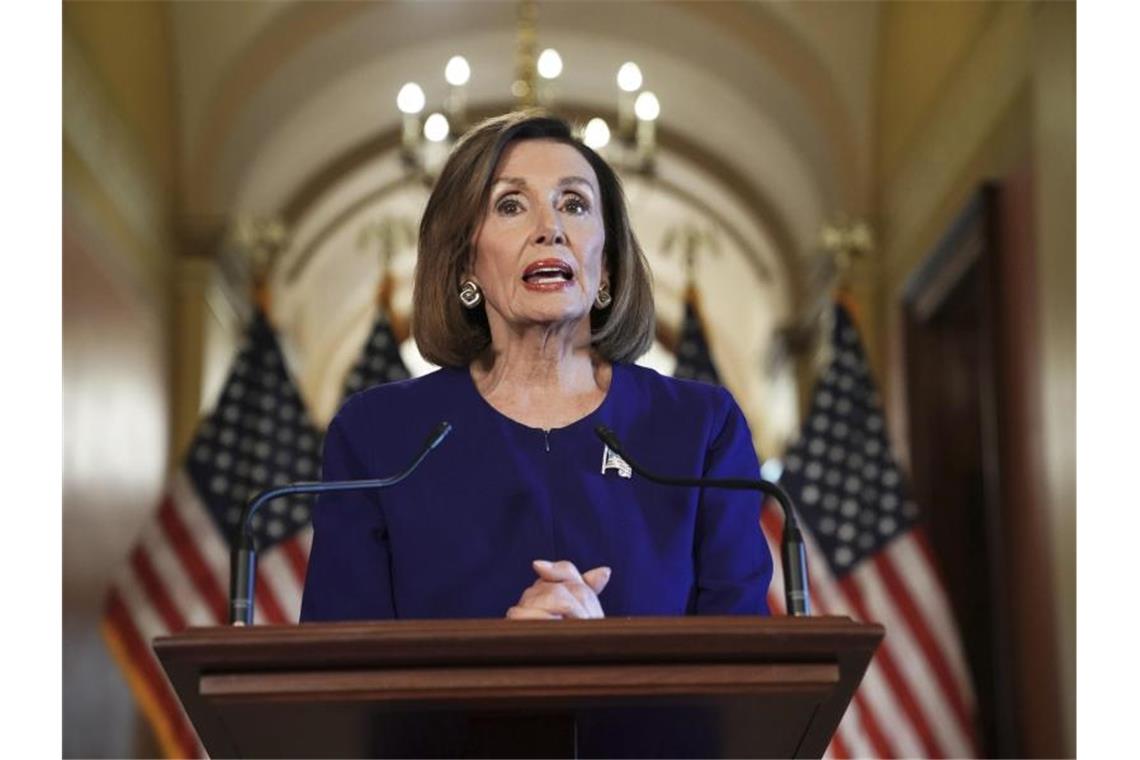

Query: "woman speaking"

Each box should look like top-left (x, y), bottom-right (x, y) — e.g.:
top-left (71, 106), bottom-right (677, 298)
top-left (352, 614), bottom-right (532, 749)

top-left (300, 112), bottom-right (773, 622)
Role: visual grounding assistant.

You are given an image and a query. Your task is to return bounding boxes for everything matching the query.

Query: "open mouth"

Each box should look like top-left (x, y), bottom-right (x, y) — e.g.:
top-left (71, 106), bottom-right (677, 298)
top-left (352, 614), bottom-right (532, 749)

top-left (521, 259), bottom-right (575, 285)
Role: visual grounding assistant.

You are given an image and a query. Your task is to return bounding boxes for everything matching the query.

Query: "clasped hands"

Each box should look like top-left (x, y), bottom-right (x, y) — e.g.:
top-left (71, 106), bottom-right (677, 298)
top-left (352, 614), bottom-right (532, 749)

top-left (506, 559), bottom-right (611, 619)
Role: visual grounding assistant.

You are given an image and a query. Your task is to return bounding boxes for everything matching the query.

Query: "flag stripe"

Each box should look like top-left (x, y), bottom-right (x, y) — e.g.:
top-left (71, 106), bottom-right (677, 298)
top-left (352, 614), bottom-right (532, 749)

top-left (105, 588), bottom-right (201, 758)
top-left (903, 531), bottom-right (977, 706)
top-left (838, 576), bottom-right (943, 756)
top-left (260, 541), bottom-right (303, 623)
top-left (828, 732), bottom-right (850, 760)
top-left (177, 477), bottom-right (274, 626)
top-left (159, 495), bottom-right (228, 622)
top-left (821, 623), bottom-right (896, 757)
top-left (821, 678), bottom-right (857, 757)
top-left (253, 571), bottom-right (288, 624)
top-left (281, 533), bottom-right (309, 587)
top-left (765, 587), bottom-right (779, 615)
top-left (875, 544), bottom-right (977, 742)
top-left (816, 622), bottom-right (899, 757)
top-left (760, 508), bottom-right (786, 614)
top-left (170, 472), bottom-right (231, 586)
top-left (854, 664), bottom-right (921, 757)
top-left (130, 547), bottom-right (187, 633)
top-left (833, 693), bottom-right (877, 759)
top-left (143, 515), bottom-right (216, 628)
top-left (851, 560), bottom-right (970, 756)
top-left (800, 531), bottom-right (916, 757)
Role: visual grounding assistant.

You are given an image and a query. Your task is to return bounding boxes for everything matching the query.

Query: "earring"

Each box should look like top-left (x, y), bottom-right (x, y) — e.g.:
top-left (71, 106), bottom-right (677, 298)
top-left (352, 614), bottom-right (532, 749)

top-left (594, 281), bottom-right (613, 309)
top-left (458, 280), bottom-right (483, 309)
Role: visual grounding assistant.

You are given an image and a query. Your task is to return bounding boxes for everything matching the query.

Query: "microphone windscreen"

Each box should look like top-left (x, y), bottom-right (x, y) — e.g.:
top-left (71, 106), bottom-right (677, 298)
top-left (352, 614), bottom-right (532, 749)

top-left (593, 425), bottom-right (621, 451)
top-left (424, 421), bottom-right (453, 450)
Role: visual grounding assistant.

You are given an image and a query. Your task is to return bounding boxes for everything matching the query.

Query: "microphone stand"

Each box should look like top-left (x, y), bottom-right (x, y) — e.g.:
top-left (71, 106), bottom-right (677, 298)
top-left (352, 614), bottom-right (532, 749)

top-left (229, 422), bottom-right (452, 625)
top-left (594, 425), bottom-right (811, 616)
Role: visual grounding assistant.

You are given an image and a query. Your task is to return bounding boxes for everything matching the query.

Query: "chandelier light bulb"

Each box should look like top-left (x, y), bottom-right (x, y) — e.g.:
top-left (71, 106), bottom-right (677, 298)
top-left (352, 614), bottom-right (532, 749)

top-left (396, 82), bottom-right (426, 114)
top-left (583, 118), bottom-right (611, 149)
top-left (423, 112), bottom-right (450, 142)
top-left (444, 55), bottom-right (471, 86)
top-left (537, 48), bottom-right (563, 80)
top-left (634, 91), bottom-right (660, 121)
top-left (617, 62), bottom-right (643, 92)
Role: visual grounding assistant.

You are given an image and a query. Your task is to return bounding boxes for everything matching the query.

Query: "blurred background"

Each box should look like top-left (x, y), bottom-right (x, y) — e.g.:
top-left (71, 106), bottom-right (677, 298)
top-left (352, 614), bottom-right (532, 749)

top-left (62, 1), bottom-right (1075, 757)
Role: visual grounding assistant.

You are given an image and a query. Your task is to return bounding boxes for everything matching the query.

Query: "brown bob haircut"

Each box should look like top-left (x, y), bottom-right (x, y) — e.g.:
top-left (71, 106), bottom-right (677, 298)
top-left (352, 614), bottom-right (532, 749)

top-left (412, 110), bottom-right (655, 368)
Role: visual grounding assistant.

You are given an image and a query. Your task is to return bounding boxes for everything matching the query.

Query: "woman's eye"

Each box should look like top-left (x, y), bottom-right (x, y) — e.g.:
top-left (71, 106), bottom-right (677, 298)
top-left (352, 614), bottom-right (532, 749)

top-left (562, 196), bottom-right (590, 215)
top-left (496, 197), bottom-right (524, 215)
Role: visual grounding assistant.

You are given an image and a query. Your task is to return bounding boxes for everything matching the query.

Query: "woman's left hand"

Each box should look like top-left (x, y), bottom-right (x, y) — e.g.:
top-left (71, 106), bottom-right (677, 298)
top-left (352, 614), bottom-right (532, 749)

top-left (506, 560), bottom-right (611, 619)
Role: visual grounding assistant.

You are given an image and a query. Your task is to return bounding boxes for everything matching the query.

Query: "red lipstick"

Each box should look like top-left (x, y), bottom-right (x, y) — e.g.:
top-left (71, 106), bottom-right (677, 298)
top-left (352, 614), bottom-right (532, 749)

top-left (521, 259), bottom-right (575, 292)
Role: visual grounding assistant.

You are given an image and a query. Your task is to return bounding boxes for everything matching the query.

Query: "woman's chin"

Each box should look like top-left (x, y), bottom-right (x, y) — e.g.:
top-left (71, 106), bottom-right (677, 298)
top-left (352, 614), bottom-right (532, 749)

top-left (514, 304), bottom-right (591, 330)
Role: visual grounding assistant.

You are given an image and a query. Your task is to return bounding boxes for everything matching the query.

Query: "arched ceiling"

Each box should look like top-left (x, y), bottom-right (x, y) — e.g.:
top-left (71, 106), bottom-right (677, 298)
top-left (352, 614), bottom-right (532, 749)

top-left (168, 0), bottom-right (879, 262)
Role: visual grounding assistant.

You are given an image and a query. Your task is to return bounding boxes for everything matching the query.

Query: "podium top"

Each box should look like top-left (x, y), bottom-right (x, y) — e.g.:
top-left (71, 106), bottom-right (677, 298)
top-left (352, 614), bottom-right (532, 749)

top-left (156, 615), bottom-right (881, 668)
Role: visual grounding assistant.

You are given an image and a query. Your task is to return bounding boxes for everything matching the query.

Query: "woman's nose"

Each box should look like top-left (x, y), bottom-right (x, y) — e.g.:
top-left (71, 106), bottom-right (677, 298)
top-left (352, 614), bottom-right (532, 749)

top-left (531, 209), bottom-right (567, 247)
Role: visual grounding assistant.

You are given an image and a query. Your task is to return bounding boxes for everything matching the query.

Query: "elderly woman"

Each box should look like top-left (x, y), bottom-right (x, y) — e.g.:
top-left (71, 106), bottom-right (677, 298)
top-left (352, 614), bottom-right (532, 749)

top-left (300, 112), bottom-right (772, 622)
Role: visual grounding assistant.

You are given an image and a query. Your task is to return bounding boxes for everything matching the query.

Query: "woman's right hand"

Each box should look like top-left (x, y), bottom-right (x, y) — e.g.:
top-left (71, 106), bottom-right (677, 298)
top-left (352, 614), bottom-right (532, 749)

top-left (506, 560), bottom-right (611, 619)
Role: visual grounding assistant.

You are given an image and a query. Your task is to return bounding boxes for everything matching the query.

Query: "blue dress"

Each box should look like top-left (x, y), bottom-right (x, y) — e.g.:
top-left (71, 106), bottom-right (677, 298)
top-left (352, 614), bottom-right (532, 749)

top-left (300, 362), bottom-right (773, 621)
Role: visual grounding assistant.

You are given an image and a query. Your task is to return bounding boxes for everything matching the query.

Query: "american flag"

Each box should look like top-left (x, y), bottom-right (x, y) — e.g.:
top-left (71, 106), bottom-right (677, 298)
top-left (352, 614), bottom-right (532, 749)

top-left (101, 308), bottom-right (410, 758)
top-left (773, 303), bottom-right (980, 758)
top-left (672, 291), bottom-right (721, 385)
top-left (341, 309), bottom-right (411, 398)
top-left (670, 293), bottom-right (978, 756)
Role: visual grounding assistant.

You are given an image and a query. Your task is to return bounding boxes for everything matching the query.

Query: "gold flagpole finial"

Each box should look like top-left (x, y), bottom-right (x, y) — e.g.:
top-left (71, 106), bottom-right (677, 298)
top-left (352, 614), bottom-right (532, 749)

top-left (769, 219), bottom-right (872, 414)
top-left (357, 215), bottom-right (416, 310)
top-left (819, 218), bottom-right (874, 292)
top-left (356, 215), bottom-right (416, 342)
top-left (660, 221), bottom-right (722, 299)
top-left (231, 216), bottom-right (289, 314)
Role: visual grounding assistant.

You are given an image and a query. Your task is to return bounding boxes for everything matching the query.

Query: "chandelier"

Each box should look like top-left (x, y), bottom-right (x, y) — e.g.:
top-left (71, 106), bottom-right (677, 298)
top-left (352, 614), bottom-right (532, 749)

top-left (393, 0), bottom-right (661, 178)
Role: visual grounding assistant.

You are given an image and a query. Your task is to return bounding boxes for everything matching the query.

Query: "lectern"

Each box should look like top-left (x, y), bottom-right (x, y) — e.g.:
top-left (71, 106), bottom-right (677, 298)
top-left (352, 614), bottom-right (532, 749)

top-left (155, 616), bottom-right (881, 758)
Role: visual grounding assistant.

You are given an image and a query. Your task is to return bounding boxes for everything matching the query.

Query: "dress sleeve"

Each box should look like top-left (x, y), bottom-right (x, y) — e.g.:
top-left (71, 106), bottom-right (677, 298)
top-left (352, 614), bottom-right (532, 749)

top-left (692, 389), bottom-right (774, 615)
top-left (300, 404), bottom-right (397, 621)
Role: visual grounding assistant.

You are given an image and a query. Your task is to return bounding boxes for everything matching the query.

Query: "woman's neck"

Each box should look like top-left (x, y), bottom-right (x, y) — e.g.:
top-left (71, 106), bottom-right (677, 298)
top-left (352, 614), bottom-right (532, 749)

top-left (470, 323), bottom-right (612, 429)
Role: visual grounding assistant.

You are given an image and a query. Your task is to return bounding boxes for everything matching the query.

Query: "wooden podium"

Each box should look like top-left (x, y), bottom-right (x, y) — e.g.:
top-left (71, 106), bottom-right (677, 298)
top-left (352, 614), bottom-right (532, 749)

top-left (155, 616), bottom-right (882, 758)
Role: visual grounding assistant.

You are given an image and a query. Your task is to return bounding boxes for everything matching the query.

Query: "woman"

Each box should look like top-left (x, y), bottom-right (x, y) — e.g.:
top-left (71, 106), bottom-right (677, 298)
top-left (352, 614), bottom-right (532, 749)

top-left (300, 111), bottom-right (772, 622)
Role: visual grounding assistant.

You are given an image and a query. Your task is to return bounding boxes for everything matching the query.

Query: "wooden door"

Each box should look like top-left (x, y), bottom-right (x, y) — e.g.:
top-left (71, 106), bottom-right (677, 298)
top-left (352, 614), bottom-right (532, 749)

top-left (901, 172), bottom-right (1063, 757)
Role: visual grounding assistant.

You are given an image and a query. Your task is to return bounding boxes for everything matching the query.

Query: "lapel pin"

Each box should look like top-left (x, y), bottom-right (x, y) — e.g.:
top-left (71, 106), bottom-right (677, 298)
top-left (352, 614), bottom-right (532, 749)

top-left (601, 445), bottom-right (632, 479)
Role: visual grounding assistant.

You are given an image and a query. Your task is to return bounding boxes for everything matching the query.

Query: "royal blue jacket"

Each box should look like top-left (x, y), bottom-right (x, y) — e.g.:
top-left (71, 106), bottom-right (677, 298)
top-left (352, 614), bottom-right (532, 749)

top-left (300, 362), bottom-right (772, 621)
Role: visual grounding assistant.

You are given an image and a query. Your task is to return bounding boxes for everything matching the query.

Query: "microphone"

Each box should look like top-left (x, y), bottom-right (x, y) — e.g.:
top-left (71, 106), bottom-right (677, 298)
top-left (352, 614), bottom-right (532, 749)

top-left (594, 425), bottom-right (810, 616)
top-left (229, 421), bottom-right (453, 625)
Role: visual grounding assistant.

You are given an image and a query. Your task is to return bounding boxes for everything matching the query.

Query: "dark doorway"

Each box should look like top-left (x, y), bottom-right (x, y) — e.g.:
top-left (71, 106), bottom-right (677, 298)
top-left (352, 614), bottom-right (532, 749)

top-left (901, 174), bottom-right (1063, 757)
